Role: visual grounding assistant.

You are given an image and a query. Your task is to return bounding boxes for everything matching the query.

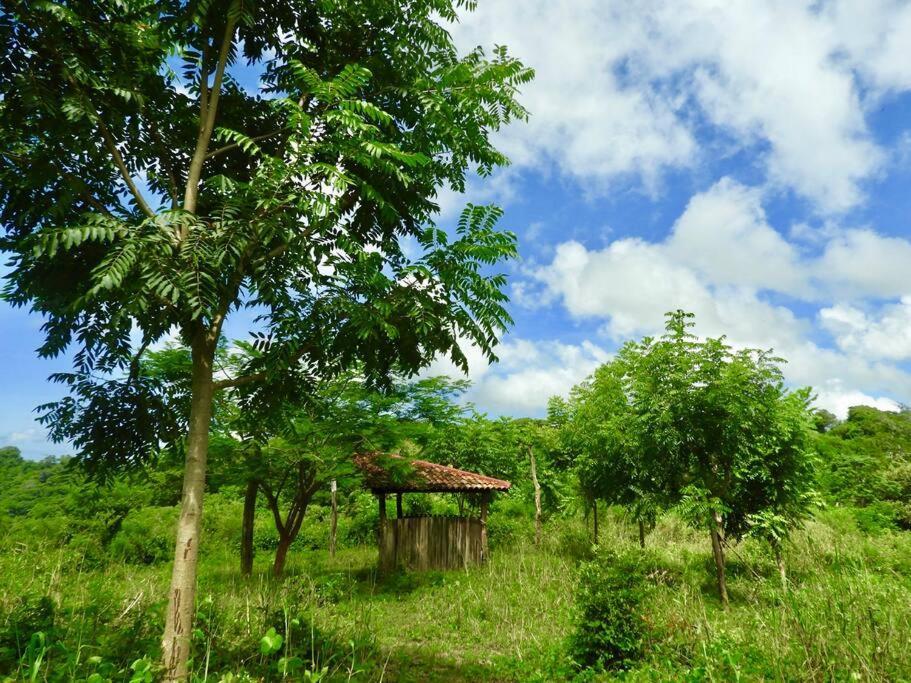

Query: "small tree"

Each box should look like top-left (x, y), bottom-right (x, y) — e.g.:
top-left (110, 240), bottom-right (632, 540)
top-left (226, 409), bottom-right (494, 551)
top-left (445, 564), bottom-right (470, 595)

top-left (627, 312), bottom-right (817, 606)
top-left (510, 418), bottom-right (559, 547)
top-left (567, 311), bottom-right (817, 606)
top-left (249, 372), bottom-right (468, 576)
top-left (563, 359), bottom-right (665, 548)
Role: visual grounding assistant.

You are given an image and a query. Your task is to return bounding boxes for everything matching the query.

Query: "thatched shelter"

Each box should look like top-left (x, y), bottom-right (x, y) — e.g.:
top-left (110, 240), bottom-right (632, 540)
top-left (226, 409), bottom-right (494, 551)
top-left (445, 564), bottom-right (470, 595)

top-left (353, 452), bottom-right (511, 571)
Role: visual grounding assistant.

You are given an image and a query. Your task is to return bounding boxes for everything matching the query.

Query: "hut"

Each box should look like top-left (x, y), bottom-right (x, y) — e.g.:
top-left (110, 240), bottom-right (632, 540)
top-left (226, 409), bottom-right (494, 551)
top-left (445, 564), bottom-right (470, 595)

top-left (353, 452), bottom-right (511, 571)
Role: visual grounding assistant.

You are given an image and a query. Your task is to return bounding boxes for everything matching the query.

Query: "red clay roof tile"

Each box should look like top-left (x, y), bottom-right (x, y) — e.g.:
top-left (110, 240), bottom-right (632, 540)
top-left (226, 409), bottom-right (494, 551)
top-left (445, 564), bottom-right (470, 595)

top-left (353, 452), bottom-right (511, 493)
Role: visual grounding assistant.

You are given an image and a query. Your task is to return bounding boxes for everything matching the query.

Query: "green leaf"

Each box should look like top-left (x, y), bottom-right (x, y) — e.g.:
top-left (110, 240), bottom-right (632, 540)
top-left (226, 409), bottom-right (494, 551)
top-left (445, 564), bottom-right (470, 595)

top-left (260, 627), bottom-right (283, 655)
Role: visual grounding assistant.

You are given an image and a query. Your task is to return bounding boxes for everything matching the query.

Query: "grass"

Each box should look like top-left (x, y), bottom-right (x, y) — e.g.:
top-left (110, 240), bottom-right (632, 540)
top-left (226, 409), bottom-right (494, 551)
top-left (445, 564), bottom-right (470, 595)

top-left (2, 506), bottom-right (911, 681)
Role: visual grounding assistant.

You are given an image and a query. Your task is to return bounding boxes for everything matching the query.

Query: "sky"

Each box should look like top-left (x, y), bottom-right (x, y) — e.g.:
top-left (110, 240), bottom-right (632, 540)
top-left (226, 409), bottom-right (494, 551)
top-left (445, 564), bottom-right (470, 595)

top-left (3, 0), bottom-right (911, 458)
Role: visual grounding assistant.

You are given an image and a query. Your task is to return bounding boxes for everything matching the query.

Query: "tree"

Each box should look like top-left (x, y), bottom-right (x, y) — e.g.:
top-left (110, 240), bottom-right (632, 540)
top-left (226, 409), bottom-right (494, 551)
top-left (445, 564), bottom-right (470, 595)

top-left (562, 360), bottom-right (665, 548)
top-left (567, 312), bottom-right (817, 606)
top-left (508, 418), bottom-right (561, 547)
top-left (248, 372), bottom-right (469, 576)
top-left (815, 406), bottom-right (911, 529)
top-left (1, 2), bottom-right (531, 677)
top-left (812, 408), bottom-right (839, 433)
top-left (628, 311), bottom-right (816, 606)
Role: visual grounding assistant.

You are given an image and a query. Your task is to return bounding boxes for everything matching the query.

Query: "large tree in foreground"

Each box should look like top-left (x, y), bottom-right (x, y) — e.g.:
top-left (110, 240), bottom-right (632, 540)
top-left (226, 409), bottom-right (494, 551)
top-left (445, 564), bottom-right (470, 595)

top-left (0, 1), bottom-right (531, 678)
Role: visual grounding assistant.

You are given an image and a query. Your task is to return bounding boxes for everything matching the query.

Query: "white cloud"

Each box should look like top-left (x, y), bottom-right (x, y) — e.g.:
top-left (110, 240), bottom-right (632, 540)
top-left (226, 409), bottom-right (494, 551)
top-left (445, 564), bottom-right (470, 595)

top-left (451, 0), bottom-right (698, 193)
top-left (826, 0), bottom-right (911, 95)
top-left (820, 298), bottom-right (911, 360)
top-left (424, 337), bottom-right (610, 415)
top-left (815, 229), bottom-right (911, 299)
top-left (520, 178), bottom-right (911, 412)
top-left (667, 178), bottom-right (807, 294)
top-left (812, 380), bottom-right (902, 420)
top-left (451, 0), bottom-right (911, 212)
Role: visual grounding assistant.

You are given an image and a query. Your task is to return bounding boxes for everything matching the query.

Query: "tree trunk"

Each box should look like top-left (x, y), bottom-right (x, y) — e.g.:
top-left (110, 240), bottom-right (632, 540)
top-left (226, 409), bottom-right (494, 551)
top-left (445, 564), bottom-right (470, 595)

top-left (709, 509), bottom-right (729, 608)
top-left (530, 447), bottom-right (542, 547)
top-left (638, 519), bottom-right (646, 549)
top-left (240, 478), bottom-right (257, 576)
top-left (273, 534), bottom-right (292, 577)
top-left (772, 538), bottom-right (787, 593)
top-left (161, 338), bottom-right (216, 681)
top-left (592, 500), bottom-right (599, 545)
top-left (329, 480), bottom-right (338, 559)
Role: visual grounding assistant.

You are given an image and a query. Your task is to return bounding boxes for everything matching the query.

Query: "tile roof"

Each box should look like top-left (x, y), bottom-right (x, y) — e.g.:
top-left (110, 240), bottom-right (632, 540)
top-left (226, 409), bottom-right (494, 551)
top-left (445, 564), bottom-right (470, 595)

top-left (353, 452), bottom-right (512, 493)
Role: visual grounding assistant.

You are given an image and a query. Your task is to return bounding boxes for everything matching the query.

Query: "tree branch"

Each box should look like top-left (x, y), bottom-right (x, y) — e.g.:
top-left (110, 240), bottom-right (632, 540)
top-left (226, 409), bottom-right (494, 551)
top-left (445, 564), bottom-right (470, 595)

top-left (58, 64), bottom-right (154, 218)
top-left (147, 118), bottom-right (181, 209)
top-left (183, 14), bottom-right (238, 217)
top-left (212, 371), bottom-right (269, 390)
top-left (88, 98), bottom-right (154, 218)
top-left (261, 485), bottom-right (285, 536)
top-left (3, 151), bottom-right (118, 218)
top-left (205, 128), bottom-right (288, 160)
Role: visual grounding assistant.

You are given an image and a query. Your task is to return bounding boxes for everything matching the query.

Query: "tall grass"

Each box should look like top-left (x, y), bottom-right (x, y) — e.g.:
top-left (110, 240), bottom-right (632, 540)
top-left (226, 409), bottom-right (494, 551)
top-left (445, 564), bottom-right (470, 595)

top-left (2, 505), bottom-right (909, 681)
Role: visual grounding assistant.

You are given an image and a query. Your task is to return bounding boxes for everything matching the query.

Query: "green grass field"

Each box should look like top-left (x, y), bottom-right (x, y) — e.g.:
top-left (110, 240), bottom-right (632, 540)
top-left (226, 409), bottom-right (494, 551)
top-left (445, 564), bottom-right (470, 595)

top-left (3, 504), bottom-right (910, 682)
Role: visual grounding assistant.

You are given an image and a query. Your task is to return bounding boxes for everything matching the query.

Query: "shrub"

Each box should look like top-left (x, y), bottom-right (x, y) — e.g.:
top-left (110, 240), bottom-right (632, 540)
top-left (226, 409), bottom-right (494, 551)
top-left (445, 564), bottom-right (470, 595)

top-left (487, 495), bottom-right (532, 548)
top-left (853, 501), bottom-right (899, 534)
top-left (108, 506), bottom-right (178, 564)
top-left (0, 596), bottom-right (57, 671)
top-left (547, 523), bottom-right (594, 561)
top-left (343, 492), bottom-right (380, 546)
top-left (568, 548), bottom-right (659, 672)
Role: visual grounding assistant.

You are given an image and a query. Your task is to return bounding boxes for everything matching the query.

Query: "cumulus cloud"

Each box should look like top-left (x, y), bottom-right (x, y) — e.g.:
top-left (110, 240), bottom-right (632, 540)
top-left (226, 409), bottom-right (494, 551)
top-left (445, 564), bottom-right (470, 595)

top-left (812, 381), bottom-right (902, 420)
top-left (518, 177), bottom-right (911, 413)
top-left (820, 298), bottom-right (911, 360)
top-left (667, 179), bottom-right (808, 295)
top-left (452, 0), bottom-right (697, 191)
top-left (424, 337), bottom-right (610, 415)
top-left (450, 0), bottom-right (911, 212)
top-left (816, 230), bottom-right (911, 299)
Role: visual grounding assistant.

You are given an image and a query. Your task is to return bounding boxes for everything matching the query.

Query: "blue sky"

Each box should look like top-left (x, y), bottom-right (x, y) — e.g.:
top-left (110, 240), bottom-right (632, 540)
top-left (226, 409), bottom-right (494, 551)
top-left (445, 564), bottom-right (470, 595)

top-left (3, 0), bottom-right (911, 458)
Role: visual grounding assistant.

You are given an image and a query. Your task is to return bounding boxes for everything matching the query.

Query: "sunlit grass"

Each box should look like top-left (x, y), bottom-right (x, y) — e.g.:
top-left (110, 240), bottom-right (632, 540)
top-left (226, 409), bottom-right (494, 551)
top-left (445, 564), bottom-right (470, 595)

top-left (2, 507), bottom-right (910, 681)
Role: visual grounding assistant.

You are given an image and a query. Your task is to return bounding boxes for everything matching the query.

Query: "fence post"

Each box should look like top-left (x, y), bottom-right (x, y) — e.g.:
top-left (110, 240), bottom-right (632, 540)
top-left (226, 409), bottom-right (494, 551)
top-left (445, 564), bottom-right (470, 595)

top-left (329, 479), bottom-right (338, 558)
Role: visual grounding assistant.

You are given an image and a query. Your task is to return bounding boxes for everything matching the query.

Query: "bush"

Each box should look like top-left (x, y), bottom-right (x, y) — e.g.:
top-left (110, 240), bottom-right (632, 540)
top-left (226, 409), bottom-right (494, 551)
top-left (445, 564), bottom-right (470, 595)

top-left (0, 596), bottom-right (57, 671)
top-left (108, 506), bottom-right (179, 564)
top-left (343, 492), bottom-right (380, 546)
top-left (853, 501), bottom-right (899, 534)
top-left (486, 495), bottom-right (532, 548)
top-left (546, 523), bottom-right (594, 561)
top-left (568, 548), bottom-right (659, 672)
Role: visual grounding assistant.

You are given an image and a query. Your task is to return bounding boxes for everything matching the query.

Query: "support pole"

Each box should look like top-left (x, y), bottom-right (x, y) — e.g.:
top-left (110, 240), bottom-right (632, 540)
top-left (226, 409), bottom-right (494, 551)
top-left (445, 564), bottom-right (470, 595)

top-left (378, 493), bottom-right (389, 571)
top-left (396, 492), bottom-right (403, 519)
top-left (480, 491), bottom-right (490, 563)
top-left (593, 500), bottom-right (599, 545)
top-left (329, 480), bottom-right (338, 558)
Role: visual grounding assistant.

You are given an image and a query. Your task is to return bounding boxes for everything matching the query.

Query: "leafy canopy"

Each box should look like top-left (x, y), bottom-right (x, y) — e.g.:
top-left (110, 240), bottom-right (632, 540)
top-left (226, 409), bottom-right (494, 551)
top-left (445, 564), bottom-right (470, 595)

top-left (567, 311), bottom-right (817, 541)
top-left (0, 0), bottom-right (533, 474)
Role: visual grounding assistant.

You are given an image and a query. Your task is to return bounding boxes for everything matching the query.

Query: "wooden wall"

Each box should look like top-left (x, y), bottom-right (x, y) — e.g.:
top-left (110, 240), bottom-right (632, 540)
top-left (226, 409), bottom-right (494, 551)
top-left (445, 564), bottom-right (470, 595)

top-left (379, 516), bottom-right (486, 571)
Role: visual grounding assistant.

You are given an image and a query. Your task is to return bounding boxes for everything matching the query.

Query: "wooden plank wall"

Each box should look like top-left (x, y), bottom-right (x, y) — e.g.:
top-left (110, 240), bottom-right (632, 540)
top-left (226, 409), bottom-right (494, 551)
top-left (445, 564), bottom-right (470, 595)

top-left (379, 516), bottom-right (484, 571)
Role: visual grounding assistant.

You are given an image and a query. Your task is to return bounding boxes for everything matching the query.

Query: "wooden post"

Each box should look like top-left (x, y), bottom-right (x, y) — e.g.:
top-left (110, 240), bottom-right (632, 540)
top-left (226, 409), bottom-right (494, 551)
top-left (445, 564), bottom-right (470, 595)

top-left (593, 500), bottom-right (599, 545)
top-left (329, 479), bottom-right (338, 558)
top-left (378, 493), bottom-right (388, 570)
top-left (396, 492), bottom-right (403, 518)
top-left (530, 446), bottom-right (542, 547)
top-left (480, 492), bottom-right (490, 563)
